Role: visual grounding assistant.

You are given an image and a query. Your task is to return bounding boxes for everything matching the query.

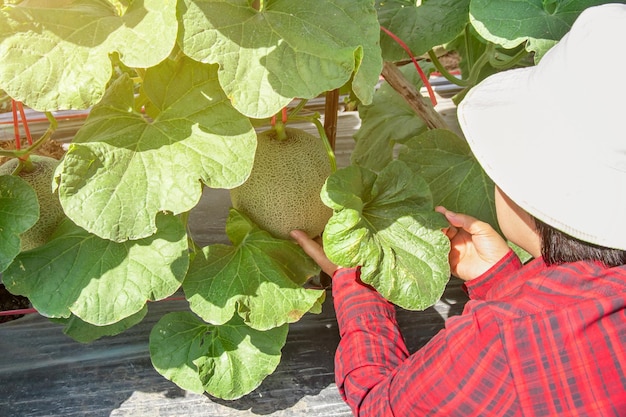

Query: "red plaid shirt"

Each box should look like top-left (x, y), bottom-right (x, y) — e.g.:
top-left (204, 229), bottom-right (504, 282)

top-left (333, 250), bottom-right (626, 416)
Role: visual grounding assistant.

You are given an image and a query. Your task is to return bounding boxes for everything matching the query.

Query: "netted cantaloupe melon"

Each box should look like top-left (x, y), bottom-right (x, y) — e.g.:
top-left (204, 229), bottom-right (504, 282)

top-left (230, 127), bottom-right (333, 240)
top-left (0, 155), bottom-right (65, 251)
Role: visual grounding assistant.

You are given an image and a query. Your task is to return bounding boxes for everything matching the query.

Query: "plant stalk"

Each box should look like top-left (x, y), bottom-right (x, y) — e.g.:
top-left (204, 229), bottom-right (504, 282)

top-left (489, 47), bottom-right (531, 70)
top-left (465, 43), bottom-right (494, 85)
top-left (311, 117), bottom-right (337, 173)
top-left (427, 50), bottom-right (470, 87)
top-left (381, 62), bottom-right (448, 130)
top-left (288, 99), bottom-right (309, 120)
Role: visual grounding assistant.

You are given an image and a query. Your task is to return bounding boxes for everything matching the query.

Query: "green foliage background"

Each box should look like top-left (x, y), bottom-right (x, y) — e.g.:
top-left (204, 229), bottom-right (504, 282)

top-left (1, 0), bottom-right (618, 400)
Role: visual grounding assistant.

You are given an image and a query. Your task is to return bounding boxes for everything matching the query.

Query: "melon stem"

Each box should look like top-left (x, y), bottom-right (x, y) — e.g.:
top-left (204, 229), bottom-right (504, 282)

top-left (274, 120), bottom-right (288, 141)
top-left (16, 157), bottom-right (35, 174)
top-left (311, 117), bottom-right (337, 172)
top-left (286, 115), bottom-right (337, 172)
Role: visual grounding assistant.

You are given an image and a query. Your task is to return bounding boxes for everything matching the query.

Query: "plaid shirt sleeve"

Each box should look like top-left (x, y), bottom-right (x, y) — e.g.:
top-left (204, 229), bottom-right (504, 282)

top-left (463, 249), bottom-right (523, 300)
top-left (332, 255), bottom-right (626, 416)
top-left (332, 264), bottom-right (519, 416)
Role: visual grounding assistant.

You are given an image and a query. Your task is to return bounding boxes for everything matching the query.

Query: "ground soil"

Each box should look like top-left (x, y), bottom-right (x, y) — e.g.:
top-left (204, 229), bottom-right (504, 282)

top-left (0, 138), bottom-right (66, 165)
top-left (436, 50), bottom-right (461, 72)
top-left (0, 284), bottom-right (30, 323)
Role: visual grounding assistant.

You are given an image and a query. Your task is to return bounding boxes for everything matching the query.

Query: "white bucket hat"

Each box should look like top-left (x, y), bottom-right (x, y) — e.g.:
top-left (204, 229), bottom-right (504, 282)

top-left (457, 3), bottom-right (626, 251)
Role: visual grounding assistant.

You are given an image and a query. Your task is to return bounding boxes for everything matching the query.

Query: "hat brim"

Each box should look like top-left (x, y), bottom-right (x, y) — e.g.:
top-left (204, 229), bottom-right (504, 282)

top-left (457, 8), bottom-right (626, 251)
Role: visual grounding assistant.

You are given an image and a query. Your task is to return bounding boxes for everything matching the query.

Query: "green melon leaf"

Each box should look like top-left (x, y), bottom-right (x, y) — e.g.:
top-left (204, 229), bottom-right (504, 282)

top-left (3, 213), bottom-right (188, 326)
top-left (398, 129), bottom-right (532, 260)
top-left (150, 311), bottom-right (209, 394)
top-left (52, 305), bottom-right (148, 343)
top-left (398, 129), bottom-right (497, 230)
top-left (469, 0), bottom-right (610, 59)
top-left (377, 0), bottom-right (471, 62)
top-left (0, 0), bottom-right (177, 111)
top-left (150, 311), bottom-right (288, 399)
top-left (178, 0), bottom-right (382, 118)
top-left (184, 209), bottom-right (324, 331)
top-left (351, 63), bottom-right (434, 172)
top-left (55, 57), bottom-right (256, 242)
top-left (322, 160), bottom-right (450, 310)
top-left (0, 175), bottom-right (39, 272)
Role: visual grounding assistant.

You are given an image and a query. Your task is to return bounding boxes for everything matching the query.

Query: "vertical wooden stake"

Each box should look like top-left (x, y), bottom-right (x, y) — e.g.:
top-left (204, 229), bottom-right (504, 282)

top-left (323, 89), bottom-right (339, 151)
top-left (319, 88), bottom-right (341, 288)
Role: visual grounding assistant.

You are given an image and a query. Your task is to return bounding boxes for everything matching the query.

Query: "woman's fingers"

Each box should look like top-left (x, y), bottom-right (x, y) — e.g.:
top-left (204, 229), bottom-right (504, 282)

top-left (435, 206), bottom-right (510, 280)
top-left (290, 230), bottom-right (321, 256)
top-left (290, 230), bottom-right (338, 276)
top-left (437, 206), bottom-right (492, 238)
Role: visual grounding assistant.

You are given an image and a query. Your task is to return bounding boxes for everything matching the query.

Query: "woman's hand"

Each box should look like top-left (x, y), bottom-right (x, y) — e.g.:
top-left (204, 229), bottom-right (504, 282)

top-left (436, 206), bottom-right (510, 281)
top-left (290, 230), bottom-right (339, 277)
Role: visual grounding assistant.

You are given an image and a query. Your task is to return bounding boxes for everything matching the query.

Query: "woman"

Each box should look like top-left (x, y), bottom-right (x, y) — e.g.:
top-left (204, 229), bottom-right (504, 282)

top-left (291, 4), bottom-right (626, 416)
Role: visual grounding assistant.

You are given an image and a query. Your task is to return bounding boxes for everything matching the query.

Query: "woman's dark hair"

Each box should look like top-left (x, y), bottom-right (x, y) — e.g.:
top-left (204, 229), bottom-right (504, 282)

top-left (534, 218), bottom-right (626, 267)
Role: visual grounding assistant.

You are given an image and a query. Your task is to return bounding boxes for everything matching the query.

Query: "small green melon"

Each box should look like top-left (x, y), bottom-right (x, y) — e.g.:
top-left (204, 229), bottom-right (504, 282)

top-left (0, 155), bottom-right (65, 251)
top-left (230, 127), bottom-right (333, 239)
